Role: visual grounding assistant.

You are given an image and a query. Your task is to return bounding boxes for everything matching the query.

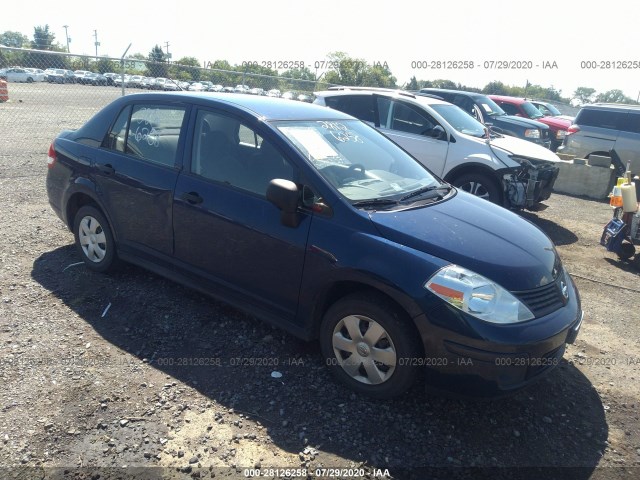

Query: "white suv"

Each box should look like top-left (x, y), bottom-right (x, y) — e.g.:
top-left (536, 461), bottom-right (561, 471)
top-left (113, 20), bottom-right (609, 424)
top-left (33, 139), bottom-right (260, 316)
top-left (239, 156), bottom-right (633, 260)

top-left (314, 88), bottom-right (564, 209)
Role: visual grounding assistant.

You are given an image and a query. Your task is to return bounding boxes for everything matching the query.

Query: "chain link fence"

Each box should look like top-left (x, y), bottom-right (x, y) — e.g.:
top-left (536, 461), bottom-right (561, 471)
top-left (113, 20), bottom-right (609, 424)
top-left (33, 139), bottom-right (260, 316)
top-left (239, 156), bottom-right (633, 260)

top-left (0, 47), bottom-right (336, 139)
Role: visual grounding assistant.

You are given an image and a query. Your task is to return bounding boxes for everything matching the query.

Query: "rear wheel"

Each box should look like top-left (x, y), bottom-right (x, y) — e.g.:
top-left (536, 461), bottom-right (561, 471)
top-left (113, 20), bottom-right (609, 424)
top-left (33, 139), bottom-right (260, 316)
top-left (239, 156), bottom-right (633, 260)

top-left (320, 293), bottom-right (422, 399)
top-left (452, 173), bottom-right (502, 204)
top-left (73, 205), bottom-right (118, 272)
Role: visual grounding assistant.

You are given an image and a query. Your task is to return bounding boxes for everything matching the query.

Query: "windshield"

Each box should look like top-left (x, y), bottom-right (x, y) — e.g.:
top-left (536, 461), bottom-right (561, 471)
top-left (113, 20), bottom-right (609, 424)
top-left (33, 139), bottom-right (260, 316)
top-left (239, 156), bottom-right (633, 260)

top-left (276, 120), bottom-right (441, 202)
top-left (477, 97), bottom-right (506, 117)
top-left (522, 101), bottom-right (544, 119)
top-left (431, 104), bottom-right (486, 138)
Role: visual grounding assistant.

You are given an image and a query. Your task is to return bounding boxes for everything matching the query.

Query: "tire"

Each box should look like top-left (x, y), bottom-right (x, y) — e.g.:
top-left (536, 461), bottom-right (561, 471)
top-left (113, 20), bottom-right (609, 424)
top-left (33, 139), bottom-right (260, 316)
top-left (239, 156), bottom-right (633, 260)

top-left (319, 293), bottom-right (422, 399)
top-left (451, 172), bottom-right (501, 204)
top-left (73, 205), bottom-right (118, 273)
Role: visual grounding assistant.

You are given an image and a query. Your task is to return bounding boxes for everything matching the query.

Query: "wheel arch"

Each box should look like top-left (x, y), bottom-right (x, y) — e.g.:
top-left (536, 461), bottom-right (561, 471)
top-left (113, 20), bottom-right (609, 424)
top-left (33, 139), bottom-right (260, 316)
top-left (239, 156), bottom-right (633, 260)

top-left (65, 190), bottom-right (118, 242)
top-left (307, 280), bottom-right (426, 355)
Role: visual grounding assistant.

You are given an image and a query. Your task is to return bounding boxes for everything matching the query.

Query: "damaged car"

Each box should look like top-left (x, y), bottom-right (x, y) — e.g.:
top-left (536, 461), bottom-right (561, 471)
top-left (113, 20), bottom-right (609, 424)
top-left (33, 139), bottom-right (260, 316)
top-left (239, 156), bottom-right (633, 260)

top-left (314, 88), bottom-right (564, 209)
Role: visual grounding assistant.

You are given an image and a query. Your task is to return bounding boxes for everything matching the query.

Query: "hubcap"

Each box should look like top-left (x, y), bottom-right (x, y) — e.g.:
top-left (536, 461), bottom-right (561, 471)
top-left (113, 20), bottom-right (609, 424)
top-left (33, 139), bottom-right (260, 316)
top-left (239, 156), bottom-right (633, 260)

top-left (78, 216), bottom-right (107, 263)
top-left (332, 315), bottom-right (397, 385)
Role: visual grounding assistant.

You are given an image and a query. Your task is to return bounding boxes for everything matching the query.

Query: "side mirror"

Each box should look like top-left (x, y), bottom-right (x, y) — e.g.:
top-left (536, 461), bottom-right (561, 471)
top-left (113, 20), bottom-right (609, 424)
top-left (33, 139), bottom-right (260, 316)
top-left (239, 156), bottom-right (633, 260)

top-left (266, 179), bottom-right (300, 227)
top-left (429, 125), bottom-right (447, 140)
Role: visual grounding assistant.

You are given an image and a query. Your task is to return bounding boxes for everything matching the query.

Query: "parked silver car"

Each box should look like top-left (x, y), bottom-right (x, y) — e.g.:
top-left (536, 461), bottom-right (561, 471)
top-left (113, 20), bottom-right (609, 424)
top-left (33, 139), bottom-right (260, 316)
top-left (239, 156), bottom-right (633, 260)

top-left (558, 103), bottom-right (640, 174)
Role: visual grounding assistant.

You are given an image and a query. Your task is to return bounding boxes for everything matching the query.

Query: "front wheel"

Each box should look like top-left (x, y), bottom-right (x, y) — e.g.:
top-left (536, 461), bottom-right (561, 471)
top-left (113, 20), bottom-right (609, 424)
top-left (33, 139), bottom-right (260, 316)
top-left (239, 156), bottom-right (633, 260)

top-left (320, 293), bottom-right (422, 399)
top-left (451, 173), bottom-right (502, 204)
top-left (73, 205), bottom-right (118, 272)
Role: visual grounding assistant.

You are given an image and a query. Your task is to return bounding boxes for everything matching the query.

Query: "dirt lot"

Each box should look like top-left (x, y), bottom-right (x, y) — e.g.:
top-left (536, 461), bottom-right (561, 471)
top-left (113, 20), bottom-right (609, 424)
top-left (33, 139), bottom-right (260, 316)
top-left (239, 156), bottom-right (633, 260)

top-left (0, 84), bottom-right (639, 480)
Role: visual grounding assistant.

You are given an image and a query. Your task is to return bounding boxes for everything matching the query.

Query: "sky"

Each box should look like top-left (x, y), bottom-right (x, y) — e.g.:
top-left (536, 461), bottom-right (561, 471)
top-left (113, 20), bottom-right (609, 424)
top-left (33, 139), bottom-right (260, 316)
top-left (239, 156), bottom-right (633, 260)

top-left (2, 0), bottom-right (640, 100)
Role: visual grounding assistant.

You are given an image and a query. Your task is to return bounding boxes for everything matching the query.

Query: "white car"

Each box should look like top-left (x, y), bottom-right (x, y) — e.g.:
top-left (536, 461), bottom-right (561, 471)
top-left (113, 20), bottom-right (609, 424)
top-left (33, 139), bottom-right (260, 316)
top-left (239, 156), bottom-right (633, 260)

top-left (0, 67), bottom-right (43, 83)
top-left (314, 88), bottom-right (566, 210)
top-left (24, 68), bottom-right (46, 82)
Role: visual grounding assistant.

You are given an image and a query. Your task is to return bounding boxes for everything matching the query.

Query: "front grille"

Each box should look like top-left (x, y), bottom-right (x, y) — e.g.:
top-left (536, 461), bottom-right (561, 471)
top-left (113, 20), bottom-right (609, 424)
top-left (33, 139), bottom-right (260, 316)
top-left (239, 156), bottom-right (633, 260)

top-left (512, 274), bottom-right (566, 318)
top-left (542, 129), bottom-right (551, 140)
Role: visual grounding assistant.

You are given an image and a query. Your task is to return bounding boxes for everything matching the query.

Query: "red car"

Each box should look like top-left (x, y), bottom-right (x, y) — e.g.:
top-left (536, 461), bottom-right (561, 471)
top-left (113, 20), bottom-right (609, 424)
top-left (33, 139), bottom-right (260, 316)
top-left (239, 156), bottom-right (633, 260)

top-left (489, 95), bottom-right (571, 151)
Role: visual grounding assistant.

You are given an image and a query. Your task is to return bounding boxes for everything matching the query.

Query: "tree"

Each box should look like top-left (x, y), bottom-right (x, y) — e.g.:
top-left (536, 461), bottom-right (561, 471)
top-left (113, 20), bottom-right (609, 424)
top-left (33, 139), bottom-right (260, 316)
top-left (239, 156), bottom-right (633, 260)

top-left (147, 45), bottom-right (168, 77)
top-left (572, 87), bottom-right (596, 105)
top-left (595, 89), bottom-right (635, 104)
top-left (322, 52), bottom-right (395, 88)
top-left (172, 56), bottom-right (201, 81)
top-left (483, 81), bottom-right (508, 95)
top-left (0, 31), bottom-right (29, 48)
top-left (31, 25), bottom-right (55, 50)
top-left (405, 76), bottom-right (419, 91)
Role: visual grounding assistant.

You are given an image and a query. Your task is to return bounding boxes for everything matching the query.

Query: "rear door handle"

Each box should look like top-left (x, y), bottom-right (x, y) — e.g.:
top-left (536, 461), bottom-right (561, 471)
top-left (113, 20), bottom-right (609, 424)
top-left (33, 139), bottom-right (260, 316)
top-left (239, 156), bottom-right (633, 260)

top-left (180, 192), bottom-right (203, 205)
top-left (97, 164), bottom-right (115, 175)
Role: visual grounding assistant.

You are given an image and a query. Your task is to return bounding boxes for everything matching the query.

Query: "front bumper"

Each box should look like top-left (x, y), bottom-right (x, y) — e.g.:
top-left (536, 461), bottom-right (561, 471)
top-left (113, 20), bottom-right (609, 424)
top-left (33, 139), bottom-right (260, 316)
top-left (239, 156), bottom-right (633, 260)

top-left (413, 277), bottom-right (583, 397)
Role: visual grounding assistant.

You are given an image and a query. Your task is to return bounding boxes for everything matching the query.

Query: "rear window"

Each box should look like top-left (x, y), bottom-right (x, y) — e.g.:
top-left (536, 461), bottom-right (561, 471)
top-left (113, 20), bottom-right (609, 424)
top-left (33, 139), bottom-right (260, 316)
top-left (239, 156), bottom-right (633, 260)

top-left (576, 109), bottom-right (625, 130)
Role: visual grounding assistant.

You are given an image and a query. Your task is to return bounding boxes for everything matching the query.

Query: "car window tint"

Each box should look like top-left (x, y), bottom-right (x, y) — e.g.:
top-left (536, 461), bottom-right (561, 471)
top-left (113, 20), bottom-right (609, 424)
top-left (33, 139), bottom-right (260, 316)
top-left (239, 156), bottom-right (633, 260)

top-left (125, 105), bottom-right (186, 166)
top-left (577, 109), bottom-right (623, 130)
top-left (390, 101), bottom-right (435, 135)
top-left (104, 105), bottom-right (132, 152)
top-left (499, 103), bottom-right (519, 115)
top-left (619, 112), bottom-right (640, 134)
top-left (324, 95), bottom-right (374, 123)
top-left (192, 110), bottom-right (294, 196)
top-left (376, 97), bottom-right (391, 128)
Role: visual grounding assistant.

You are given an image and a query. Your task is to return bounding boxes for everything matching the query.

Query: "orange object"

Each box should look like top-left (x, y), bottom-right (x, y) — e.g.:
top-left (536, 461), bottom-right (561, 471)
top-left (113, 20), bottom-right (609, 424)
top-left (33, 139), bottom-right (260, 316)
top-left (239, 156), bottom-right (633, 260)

top-left (610, 184), bottom-right (623, 207)
top-left (0, 79), bottom-right (8, 103)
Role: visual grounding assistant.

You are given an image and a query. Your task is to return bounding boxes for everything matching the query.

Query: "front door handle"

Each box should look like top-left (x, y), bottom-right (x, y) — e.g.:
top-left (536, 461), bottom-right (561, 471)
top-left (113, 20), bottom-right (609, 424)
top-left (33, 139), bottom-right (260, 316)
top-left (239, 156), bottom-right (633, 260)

top-left (180, 191), bottom-right (203, 205)
top-left (97, 164), bottom-right (115, 175)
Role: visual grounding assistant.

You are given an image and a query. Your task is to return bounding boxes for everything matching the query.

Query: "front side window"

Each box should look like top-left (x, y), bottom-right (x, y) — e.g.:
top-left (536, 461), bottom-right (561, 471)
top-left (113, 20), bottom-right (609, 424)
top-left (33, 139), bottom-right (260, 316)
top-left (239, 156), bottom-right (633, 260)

top-left (276, 120), bottom-right (441, 202)
top-left (192, 110), bottom-right (294, 195)
top-left (577, 109), bottom-right (623, 130)
top-left (389, 101), bottom-right (436, 135)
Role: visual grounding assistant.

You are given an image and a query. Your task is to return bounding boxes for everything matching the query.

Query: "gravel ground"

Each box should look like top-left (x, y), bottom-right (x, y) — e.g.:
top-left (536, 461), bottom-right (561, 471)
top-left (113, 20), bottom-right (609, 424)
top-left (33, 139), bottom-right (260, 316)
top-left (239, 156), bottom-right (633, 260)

top-left (0, 84), bottom-right (639, 480)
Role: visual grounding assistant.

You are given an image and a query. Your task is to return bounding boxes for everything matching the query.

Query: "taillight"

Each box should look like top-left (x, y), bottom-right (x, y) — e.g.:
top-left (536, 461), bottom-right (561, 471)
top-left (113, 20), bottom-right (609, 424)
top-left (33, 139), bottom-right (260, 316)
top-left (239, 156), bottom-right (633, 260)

top-left (47, 143), bottom-right (57, 169)
top-left (566, 125), bottom-right (580, 136)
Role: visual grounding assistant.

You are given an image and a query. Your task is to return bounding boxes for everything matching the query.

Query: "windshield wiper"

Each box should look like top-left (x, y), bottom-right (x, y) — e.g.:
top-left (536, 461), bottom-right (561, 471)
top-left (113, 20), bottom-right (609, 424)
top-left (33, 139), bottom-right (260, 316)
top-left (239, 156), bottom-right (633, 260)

top-left (351, 198), bottom-right (400, 209)
top-left (400, 185), bottom-right (450, 202)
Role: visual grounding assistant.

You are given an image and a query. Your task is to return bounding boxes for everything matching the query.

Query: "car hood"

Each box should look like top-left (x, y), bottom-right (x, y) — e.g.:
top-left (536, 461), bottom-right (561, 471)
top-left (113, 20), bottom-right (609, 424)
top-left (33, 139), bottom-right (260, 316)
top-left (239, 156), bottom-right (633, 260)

top-left (369, 192), bottom-right (558, 291)
top-left (489, 135), bottom-right (562, 163)
top-left (539, 116), bottom-right (572, 129)
top-left (491, 115), bottom-right (549, 130)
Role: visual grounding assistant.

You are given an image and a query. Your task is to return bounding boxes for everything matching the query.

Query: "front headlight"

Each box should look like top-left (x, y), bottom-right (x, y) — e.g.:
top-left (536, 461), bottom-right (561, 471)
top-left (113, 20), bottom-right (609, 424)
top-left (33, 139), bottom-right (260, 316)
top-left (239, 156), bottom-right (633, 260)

top-left (555, 130), bottom-right (567, 139)
top-left (524, 129), bottom-right (541, 139)
top-left (425, 265), bottom-right (535, 324)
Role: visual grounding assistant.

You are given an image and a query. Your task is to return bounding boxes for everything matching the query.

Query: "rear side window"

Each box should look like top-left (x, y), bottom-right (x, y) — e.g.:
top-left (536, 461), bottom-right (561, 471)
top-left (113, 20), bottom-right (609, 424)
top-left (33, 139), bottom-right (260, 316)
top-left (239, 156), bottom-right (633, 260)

top-left (619, 112), bottom-right (640, 134)
top-left (324, 95), bottom-right (375, 123)
top-left (104, 104), bottom-right (186, 167)
top-left (577, 109), bottom-right (624, 130)
top-left (499, 103), bottom-right (520, 116)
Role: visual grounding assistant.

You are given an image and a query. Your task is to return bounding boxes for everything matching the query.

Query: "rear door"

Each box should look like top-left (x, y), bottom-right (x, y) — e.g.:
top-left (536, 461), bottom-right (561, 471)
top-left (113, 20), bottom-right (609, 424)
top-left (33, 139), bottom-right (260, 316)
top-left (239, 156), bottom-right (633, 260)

top-left (613, 111), bottom-right (640, 173)
top-left (172, 108), bottom-right (311, 320)
top-left (95, 102), bottom-right (188, 256)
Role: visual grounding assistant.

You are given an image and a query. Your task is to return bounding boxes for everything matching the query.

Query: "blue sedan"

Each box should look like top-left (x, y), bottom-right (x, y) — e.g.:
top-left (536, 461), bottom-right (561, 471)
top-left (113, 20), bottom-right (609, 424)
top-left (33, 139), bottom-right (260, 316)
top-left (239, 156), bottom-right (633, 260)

top-left (46, 92), bottom-right (583, 398)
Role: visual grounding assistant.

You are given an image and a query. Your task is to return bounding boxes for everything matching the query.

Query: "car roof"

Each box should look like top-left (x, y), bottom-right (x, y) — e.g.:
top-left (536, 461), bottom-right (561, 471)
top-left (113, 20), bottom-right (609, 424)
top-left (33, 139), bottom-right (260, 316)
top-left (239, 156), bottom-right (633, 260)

top-left (488, 95), bottom-right (526, 104)
top-left (420, 88), bottom-right (487, 99)
top-left (316, 87), bottom-right (452, 107)
top-left (120, 92), bottom-right (354, 121)
top-left (581, 103), bottom-right (640, 111)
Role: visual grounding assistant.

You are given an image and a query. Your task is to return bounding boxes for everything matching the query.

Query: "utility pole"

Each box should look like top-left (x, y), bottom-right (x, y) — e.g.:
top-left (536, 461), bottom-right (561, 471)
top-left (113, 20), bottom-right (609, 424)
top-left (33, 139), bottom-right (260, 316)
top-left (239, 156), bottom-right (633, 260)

top-left (164, 41), bottom-right (171, 62)
top-left (63, 25), bottom-right (70, 53)
top-left (93, 30), bottom-right (100, 58)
